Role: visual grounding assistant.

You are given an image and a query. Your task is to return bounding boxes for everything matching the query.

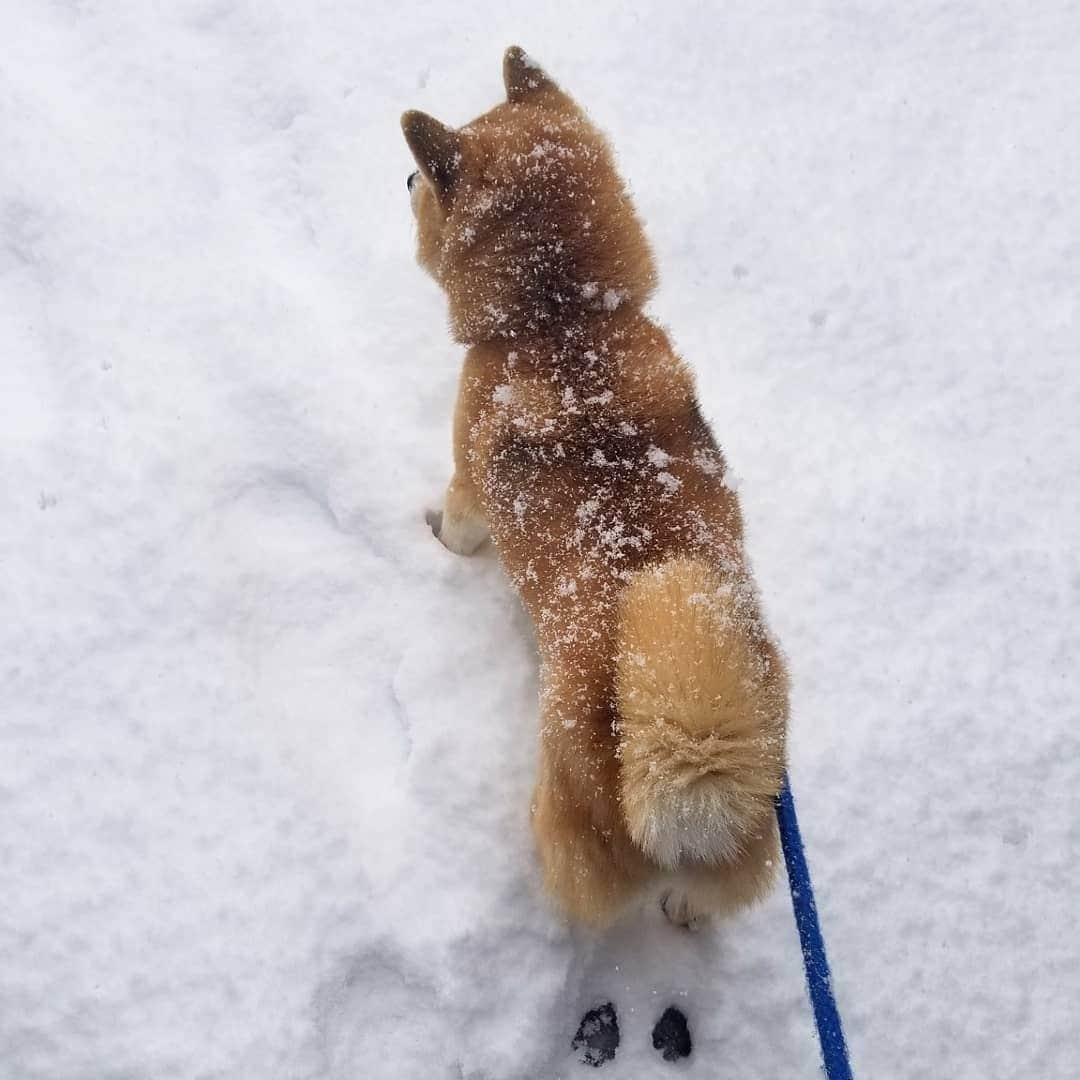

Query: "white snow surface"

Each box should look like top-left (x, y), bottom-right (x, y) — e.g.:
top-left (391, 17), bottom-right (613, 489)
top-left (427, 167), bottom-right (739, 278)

top-left (3, 3), bottom-right (1079, 1077)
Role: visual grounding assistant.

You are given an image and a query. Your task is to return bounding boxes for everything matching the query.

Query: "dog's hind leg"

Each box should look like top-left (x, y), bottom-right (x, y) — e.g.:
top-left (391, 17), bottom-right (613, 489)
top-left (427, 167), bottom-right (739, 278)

top-left (530, 694), bottom-right (650, 926)
top-left (532, 769), bottom-right (639, 926)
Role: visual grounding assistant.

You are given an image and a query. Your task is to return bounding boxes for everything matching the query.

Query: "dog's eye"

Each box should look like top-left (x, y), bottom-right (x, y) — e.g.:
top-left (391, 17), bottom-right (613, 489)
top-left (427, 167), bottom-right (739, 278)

top-left (407, 170), bottom-right (420, 192)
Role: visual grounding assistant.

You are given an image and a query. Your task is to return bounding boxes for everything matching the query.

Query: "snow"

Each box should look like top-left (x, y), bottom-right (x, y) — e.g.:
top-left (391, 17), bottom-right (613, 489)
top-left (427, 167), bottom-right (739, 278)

top-left (602, 288), bottom-right (628, 312)
top-left (2, 2), bottom-right (1079, 1078)
top-left (654, 471), bottom-right (683, 494)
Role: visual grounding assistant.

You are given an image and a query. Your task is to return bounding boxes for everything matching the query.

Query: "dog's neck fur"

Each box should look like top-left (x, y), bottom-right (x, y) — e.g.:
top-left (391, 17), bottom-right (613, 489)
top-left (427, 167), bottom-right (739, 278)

top-left (440, 208), bottom-right (657, 347)
top-left (450, 294), bottom-right (648, 350)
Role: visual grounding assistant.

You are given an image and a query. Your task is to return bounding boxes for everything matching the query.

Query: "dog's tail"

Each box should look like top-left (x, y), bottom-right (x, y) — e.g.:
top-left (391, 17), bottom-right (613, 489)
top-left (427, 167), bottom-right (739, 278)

top-left (615, 557), bottom-right (788, 869)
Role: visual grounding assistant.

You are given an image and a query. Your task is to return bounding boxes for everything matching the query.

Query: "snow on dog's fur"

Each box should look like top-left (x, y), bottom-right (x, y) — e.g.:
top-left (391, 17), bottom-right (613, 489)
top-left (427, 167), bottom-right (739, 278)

top-left (402, 47), bottom-right (788, 927)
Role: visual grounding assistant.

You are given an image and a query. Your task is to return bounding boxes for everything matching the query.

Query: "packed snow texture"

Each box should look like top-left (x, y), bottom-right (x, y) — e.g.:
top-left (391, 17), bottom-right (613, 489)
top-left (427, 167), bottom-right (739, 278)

top-left (3, 2), bottom-right (1079, 1078)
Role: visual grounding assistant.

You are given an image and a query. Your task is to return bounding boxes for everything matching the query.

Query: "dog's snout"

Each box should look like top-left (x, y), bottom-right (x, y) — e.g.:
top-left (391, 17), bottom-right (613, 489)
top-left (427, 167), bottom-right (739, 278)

top-left (407, 170), bottom-right (420, 192)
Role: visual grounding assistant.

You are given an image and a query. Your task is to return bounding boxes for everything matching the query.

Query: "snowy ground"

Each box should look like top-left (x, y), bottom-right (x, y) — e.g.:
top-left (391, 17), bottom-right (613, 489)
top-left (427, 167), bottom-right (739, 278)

top-left (3, 2), bottom-right (1079, 1077)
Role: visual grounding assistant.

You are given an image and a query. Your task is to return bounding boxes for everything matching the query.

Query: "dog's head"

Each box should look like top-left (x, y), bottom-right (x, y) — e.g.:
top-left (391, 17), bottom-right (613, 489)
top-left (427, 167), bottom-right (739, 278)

top-left (401, 47), bottom-right (657, 343)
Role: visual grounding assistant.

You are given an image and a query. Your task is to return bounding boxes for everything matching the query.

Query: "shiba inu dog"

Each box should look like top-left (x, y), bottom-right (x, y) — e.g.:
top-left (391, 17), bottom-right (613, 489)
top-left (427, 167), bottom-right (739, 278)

top-left (402, 47), bottom-right (788, 929)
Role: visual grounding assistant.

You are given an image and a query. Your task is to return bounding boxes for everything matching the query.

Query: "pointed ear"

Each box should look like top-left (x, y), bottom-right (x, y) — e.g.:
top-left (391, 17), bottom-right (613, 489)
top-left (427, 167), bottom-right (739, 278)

top-left (503, 46), bottom-right (562, 104)
top-left (401, 110), bottom-right (461, 201)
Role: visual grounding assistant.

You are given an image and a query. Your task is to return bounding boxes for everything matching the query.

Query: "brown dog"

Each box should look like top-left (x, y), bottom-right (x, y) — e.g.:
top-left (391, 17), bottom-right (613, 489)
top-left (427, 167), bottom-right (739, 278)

top-left (402, 47), bottom-right (788, 928)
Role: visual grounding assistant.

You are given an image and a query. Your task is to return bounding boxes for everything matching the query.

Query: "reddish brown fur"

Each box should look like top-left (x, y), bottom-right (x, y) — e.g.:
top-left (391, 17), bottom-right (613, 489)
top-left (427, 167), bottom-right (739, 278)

top-left (403, 47), bottom-right (788, 926)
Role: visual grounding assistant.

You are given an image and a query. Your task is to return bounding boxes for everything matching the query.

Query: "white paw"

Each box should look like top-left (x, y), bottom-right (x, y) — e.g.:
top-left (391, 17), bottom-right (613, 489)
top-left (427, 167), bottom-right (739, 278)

top-left (428, 509), bottom-right (489, 556)
top-left (660, 889), bottom-right (706, 932)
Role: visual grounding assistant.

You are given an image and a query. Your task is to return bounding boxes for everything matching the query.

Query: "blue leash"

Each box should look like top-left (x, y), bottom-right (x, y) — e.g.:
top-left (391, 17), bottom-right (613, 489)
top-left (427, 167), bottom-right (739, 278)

top-left (776, 773), bottom-right (853, 1079)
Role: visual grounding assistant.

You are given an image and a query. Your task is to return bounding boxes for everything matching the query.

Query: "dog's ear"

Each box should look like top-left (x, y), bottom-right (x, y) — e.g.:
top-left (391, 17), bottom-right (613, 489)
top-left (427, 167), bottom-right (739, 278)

top-left (401, 110), bottom-right (460, 202)
top-left (503, 46), bottom-right (563, 104)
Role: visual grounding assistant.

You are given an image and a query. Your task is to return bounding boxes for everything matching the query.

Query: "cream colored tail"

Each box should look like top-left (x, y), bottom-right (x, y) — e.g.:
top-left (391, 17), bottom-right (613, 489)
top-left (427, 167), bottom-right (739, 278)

top-left (615, 557), bottom-right (788, 869)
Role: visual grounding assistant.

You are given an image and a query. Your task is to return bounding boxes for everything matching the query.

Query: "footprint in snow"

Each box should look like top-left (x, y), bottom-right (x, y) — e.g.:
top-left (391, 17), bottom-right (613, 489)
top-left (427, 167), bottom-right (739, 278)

top-left (571, 1001), bottom-right (692, 1066)
top-left (572, 1002), bottom-right (619, 1066)
top-left (652, 1006), bottom-right (692, 1062)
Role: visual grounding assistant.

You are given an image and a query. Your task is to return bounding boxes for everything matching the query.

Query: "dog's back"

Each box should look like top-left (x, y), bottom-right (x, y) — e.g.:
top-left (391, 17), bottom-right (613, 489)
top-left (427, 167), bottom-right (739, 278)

top-left (464, 315), bottom-right (787, 924)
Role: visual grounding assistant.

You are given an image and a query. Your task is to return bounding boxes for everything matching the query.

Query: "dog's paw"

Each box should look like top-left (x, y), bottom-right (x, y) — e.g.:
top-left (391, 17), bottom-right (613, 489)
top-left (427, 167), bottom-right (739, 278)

top-left (430, 509), bottom-right (489, 556)
top-left (660, 889), bottom-right (707, 932)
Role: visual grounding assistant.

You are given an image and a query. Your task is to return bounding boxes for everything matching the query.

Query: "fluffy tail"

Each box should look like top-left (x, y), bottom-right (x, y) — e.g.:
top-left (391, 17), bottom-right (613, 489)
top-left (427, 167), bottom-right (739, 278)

top-left (615, 557), bottom-right (788, 869)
